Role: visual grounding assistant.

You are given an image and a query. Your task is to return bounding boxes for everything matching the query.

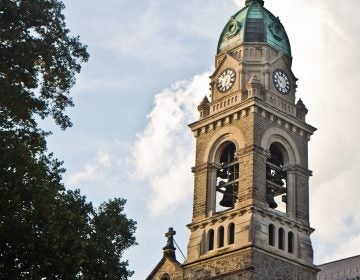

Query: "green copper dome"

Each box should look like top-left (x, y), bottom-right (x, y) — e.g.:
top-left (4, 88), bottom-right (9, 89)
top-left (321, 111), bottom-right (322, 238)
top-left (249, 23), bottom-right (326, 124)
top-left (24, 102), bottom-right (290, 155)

top-left (217, 0), bottom-right (291, 56)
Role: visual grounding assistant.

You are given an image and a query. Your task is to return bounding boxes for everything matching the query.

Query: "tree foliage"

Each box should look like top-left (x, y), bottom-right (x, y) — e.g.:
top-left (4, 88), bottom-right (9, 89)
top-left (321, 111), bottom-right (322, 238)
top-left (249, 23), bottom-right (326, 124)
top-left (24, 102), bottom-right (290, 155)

top-left (0, 0), bottom-right (89, 129)
top-left (0, 0), bottom-right (136, 279)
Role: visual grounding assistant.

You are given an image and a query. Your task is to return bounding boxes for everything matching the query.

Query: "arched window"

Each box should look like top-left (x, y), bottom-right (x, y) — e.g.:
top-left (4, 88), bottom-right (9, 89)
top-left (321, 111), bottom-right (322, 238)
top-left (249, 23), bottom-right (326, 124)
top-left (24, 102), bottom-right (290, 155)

top-left (278, 228), bottom-right (285, 250)
top-left (208, 229), bottom-right (215, 251)
top-left (288, 232), bottom-right (294, 253)
top-left (216, 142), bottom-right (239, 211)
top-left (161, 273), bottom-right (170, 280)
top-left (269, 224), bottom-right (275, 246)
top-left (218, 226), bottom-right (225, 248)
top-left (228, 223), bottom-right (235, 245)
top-left (266, 143), bottom-right (287, 213)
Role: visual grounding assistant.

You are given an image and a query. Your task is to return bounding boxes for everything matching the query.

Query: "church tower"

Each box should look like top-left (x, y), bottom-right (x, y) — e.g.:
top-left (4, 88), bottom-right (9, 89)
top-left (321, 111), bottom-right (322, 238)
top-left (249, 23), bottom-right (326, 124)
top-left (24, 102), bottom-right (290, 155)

top-left (147, 0), bottom-right (318, 279)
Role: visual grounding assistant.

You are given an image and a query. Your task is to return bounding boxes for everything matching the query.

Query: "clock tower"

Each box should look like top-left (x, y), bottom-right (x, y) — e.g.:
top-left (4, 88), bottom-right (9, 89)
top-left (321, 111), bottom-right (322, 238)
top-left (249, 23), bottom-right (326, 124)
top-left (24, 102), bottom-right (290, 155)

top-left (147, 0), bottom-right (318, 279)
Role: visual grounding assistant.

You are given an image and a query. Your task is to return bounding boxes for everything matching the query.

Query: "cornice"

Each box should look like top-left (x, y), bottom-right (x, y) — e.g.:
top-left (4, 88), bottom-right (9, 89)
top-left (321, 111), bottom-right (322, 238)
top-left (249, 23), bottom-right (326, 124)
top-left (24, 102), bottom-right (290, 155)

top-left (186, 204), bottom-right (315, 236)
top-left (187, 206), bottom-right (252, 232)
top-left (189, 97), bottom-right (316, 141)
top-left (252, 206), bottom-right (315, 235)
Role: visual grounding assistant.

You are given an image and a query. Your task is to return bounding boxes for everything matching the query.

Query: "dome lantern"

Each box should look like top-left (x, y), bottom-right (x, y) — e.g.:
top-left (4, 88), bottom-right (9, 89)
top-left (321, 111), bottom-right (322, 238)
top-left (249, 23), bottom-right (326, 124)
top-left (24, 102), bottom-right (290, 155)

top-left (246, 0), bottom-right (264, 6)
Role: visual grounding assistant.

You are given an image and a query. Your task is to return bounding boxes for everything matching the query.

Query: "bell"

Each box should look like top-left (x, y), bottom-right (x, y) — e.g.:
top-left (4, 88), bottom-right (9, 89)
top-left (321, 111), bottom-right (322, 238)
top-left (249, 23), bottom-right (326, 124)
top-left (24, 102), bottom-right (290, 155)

top-left (219, 192), bottom-right (235, 207)
top-left (273, 172), bottom-right (284, 186)
top-left (266, 166), bottom-right (273, 180)
top-left (217, 181), bottom-right (237, 208)
top-left (217, 168), bottom-right (228, 179)
top-left (266, 191), bottom-right (278, 209)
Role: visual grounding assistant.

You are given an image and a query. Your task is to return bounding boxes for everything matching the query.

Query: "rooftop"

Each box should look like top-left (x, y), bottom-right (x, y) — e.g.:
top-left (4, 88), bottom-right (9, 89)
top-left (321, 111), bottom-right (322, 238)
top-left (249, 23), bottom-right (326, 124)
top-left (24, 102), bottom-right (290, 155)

top-left (317, 255), bottom-right (360, 280)
top-left (217, 0), bottom-right (291, 56)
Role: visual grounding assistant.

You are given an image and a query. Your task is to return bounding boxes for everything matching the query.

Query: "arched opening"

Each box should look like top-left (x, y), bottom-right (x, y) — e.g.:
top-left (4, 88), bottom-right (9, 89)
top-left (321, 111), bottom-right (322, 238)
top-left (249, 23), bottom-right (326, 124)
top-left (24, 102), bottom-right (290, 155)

top-left (208, 229), bottom-right (215, 251)
top-left (288, 231), bottom-right (294, 253)
top-left (215, 142), bottom-right (239, 212)
top-left (161, 273), bottom-right (171, 280)
top-left (218, 226), bottom-right (225, 248)
top-left (228, 223), bottom-right (235, 245)
top-left (266, 143), bottom-right (287, 213)
top-left (278, 228), bottom-right (285, 250)
top-left (269, 224), bottom-right (275, 246)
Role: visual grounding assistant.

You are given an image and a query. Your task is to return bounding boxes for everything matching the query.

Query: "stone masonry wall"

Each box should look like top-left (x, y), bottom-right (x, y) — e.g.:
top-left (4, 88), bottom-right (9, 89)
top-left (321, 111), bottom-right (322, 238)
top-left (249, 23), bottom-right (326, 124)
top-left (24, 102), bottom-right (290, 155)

top-left (184, 248), bottom-right (253, 280)
top-left (252, 249), bottom-right (318, 280)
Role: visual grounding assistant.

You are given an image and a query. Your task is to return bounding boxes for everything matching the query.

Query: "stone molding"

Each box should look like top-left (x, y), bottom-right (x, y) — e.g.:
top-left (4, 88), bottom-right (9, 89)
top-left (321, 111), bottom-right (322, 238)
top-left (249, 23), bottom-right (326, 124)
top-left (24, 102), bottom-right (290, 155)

top-left (261, 126), bottom-right (301, 165)
top-left (187, 207), bottom-right (252, 232)
top-left (204, 126), bottom-right (246, 163)
top-left (253, 206), bottom-right (314, 235)
top-left (190, 99), bottom-right (315, 141)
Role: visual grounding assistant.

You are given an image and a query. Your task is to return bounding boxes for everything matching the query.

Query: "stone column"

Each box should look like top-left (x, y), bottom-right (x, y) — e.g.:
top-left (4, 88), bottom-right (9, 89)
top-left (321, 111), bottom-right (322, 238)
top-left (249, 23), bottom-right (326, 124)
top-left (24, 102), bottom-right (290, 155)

top-left (285, 166), bottom-right (296, 219)
top-left (207, 163), bottom-right (219, 217)
top-left (264, 68), bottom-right (271, 90)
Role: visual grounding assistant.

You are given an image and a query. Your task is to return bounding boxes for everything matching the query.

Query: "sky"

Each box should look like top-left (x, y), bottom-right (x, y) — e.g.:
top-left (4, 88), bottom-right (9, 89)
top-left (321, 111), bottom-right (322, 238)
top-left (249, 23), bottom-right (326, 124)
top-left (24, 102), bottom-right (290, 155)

top-left (43, 0), bottom-right (360, 279)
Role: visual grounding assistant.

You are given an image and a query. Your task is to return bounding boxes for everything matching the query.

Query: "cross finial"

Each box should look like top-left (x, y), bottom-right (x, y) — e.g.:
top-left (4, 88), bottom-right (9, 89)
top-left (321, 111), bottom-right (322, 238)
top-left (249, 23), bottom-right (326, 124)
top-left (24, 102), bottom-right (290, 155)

top-left (165, 227), bottom-right (176, 247)
top-left (163, 227), bottom-right (177, 260)
top-left (165, 227), bottom-right (176, 241)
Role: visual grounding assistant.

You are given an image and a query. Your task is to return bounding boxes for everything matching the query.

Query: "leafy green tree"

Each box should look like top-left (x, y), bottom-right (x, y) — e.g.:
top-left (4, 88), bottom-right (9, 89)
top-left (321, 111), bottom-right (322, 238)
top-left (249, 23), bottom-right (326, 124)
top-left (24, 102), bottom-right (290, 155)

top-left (0, 0), bottom-right (137, 279)
top-left (0, 0), bottom-right (88, 129)
top-left (84, 199), bottom-right (137, 280)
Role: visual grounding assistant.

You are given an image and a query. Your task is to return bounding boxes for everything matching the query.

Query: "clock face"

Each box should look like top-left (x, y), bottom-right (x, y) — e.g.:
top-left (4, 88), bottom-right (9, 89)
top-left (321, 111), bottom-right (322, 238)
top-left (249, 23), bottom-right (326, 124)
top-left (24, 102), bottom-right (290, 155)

top-left (217, 69), bottom-right (236, 93)
top-left (273, 69), bottom-right (290, 95)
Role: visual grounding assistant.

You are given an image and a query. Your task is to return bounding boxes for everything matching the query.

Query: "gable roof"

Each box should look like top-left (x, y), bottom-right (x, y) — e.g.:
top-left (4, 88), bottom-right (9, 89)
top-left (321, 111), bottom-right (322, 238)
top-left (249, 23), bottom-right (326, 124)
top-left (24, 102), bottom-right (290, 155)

top-left (145, 256), bottom-right (182, 280)
top-left (317, 255), bottom-right (360, 280)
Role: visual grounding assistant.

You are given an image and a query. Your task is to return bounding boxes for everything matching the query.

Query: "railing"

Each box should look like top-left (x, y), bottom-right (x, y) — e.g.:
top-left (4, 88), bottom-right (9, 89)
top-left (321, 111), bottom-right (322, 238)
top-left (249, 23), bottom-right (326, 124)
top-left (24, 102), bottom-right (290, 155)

top-left (211, 93), bottom-right (242, 115)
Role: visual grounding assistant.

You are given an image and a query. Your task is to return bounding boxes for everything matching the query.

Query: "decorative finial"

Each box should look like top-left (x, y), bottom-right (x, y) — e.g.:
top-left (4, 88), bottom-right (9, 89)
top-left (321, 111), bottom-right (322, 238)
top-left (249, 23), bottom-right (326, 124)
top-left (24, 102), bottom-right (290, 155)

top-left (163, 227), bottom-right (176, 259)
top-left (296, 99), bottom-right (308, 121)
top-left (201, 96), bottom-right (209, 104)
top-left (246, 74), bottom-right (263, 98)
top-left (247, 74), bottom-right (261, 85)
top-left (198, 96), bottom-right (210, 119)
top-left (245, 0), bottom-right (264, 6)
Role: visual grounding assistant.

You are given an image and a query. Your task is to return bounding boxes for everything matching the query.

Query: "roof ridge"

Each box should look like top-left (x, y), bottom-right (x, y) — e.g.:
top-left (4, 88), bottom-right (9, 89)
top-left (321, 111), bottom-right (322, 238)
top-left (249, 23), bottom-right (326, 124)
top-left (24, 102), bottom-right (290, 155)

top-left (318, 254), bottom-right (360, 267)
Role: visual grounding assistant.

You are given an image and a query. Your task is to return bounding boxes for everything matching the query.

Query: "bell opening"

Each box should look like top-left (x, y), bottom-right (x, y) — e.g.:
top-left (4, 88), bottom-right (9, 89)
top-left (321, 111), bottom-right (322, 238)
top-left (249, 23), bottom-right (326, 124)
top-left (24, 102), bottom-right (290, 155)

top-left (216, 142), bottom-right (239, 212)
top-left (266, 144), bottom-right (287, 213)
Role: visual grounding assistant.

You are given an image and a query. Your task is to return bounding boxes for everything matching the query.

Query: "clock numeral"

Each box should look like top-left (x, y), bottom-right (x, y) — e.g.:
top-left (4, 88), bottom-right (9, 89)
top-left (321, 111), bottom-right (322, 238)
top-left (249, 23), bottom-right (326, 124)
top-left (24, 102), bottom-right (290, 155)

top-left (217, 69), bottom-right (236, 93)
top-left (273, 69), bottom-right (290, 95)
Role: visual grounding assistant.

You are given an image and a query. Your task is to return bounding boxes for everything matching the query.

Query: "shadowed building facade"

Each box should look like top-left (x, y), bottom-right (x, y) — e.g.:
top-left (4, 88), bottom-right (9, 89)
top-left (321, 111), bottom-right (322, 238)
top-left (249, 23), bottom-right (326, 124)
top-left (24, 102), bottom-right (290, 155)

top-left (317, 255), bottom-right (360, 280)
top-left (147, 0), bottom-right (320, 279)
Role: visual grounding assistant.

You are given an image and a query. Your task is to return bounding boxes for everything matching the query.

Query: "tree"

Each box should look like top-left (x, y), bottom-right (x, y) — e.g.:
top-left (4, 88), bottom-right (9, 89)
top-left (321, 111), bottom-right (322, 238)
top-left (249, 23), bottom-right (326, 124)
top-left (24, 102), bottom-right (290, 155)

top-left (0, 0), bottom-right (136, 279)
top-left (84, 199), bottom-right (137, 279)
top-left (0, 0), bottom-right (88, 129)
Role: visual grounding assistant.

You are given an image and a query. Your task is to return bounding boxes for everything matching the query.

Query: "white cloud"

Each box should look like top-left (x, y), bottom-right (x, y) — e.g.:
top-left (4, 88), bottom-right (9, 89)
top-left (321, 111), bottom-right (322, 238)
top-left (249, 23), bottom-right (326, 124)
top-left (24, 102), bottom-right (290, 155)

top-left (297, 0), bottom-right (360, 264)
top-left (68, 149), bottom-right (113, 185)
top-left (130, 72), bottom-right (211, 216)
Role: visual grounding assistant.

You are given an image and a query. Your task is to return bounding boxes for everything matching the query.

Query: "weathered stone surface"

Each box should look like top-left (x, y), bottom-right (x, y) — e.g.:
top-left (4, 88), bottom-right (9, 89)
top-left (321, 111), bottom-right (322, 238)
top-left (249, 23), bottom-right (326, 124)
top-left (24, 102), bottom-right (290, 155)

top-left (147, 257), bottom-right (184, 280)
top-left (317, 255), bottom-right (360, 280)
top-left (184, 249), bottom-right (252, 280)
top-left (252, 250), bottom-right (317, 280)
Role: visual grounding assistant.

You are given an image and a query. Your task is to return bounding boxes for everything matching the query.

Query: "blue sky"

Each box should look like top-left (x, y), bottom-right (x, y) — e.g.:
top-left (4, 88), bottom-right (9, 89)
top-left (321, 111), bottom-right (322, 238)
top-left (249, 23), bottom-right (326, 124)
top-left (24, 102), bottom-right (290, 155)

top-left (44, 0), bottom-right (360, 279)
